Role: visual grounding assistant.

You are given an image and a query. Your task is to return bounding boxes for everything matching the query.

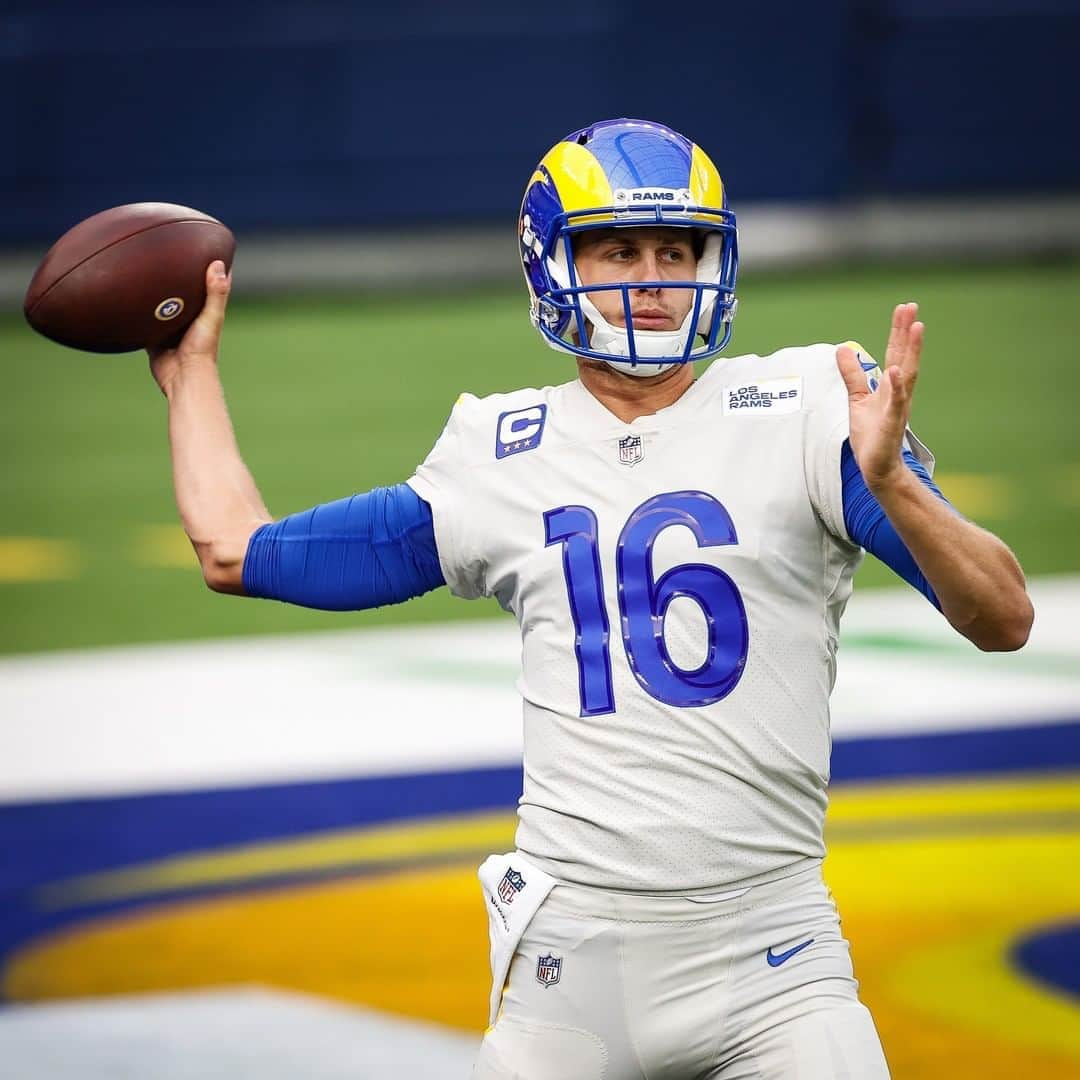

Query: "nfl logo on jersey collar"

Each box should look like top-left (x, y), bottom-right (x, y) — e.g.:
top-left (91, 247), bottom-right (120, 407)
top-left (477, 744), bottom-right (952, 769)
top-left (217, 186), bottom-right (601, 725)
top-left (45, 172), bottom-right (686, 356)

top-left (536, 953), bottom-right (562, 987)
top-left (618, 434), bottom-right (644, 466)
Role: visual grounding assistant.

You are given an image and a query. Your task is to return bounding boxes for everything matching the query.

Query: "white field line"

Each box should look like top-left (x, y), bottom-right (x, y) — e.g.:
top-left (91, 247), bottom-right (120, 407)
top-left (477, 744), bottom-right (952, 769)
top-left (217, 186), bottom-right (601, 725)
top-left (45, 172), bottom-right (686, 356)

top-left (0, 579), bottom-right (1077, 804)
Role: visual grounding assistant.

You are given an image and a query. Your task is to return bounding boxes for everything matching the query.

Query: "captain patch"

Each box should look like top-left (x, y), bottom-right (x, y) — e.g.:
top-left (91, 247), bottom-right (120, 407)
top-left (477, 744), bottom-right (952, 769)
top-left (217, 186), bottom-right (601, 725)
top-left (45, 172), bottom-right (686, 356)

top-left (495, 404), bottom-right (547, 459)
top-left (723, 376), bottom-right (803, 415)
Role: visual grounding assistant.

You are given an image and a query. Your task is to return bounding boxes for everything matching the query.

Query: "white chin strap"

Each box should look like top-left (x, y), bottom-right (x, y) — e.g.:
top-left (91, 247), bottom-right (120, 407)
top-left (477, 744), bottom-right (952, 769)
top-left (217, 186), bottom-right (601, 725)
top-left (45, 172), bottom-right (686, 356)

top-left (579, 294), bottom-right (690, 377)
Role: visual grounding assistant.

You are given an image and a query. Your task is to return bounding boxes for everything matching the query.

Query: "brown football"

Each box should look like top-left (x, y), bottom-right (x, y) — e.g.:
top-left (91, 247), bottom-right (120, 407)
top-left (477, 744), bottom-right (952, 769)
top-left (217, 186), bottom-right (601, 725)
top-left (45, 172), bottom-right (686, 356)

top-left (23, 203), bottom-right (236, 353)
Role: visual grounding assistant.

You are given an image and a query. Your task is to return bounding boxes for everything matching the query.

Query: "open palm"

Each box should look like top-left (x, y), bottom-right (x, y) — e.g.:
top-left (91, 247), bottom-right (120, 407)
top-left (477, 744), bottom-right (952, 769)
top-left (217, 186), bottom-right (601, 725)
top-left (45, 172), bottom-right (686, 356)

top-left (836, 302), bottom-right (924, 490)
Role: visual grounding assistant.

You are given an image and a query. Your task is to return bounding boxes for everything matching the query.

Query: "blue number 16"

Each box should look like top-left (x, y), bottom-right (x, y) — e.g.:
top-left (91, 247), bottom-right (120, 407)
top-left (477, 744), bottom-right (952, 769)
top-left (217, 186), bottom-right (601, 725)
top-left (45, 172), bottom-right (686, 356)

top-left (544, 491), bottom-right (748, 716)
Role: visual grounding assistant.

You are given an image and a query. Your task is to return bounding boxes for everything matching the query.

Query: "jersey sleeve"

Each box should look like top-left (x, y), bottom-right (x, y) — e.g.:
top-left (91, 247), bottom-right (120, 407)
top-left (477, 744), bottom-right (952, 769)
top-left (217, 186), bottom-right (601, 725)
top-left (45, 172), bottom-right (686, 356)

top-left (242, 484), bottom-right (445, 610)
top-left (405, 394), bottom-right (489, 600)
top-left (803, 340), bottom-right (936, 544)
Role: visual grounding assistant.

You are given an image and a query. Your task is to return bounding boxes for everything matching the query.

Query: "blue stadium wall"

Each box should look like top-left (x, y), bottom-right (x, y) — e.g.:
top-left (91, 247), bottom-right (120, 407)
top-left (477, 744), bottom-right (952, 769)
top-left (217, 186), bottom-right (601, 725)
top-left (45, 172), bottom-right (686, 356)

top-left (3, 0), bottom-right (1079, 245)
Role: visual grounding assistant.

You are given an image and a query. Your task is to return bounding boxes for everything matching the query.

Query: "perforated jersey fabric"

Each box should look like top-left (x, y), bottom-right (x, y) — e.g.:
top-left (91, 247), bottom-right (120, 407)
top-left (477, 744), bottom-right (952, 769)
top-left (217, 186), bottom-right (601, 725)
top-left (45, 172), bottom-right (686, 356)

top-left (408, 344), bottom-right (934, 893)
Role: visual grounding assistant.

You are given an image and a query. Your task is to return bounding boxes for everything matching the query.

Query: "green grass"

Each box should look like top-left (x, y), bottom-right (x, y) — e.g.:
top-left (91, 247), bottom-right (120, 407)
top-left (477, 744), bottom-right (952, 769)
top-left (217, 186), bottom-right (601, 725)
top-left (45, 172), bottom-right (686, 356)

top-left (2, 258), bottom-right (1078, 655)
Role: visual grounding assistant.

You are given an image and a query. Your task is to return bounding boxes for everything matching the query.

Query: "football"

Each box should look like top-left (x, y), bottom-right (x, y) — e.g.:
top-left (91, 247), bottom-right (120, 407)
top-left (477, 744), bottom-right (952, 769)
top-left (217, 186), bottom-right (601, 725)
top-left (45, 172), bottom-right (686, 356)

top-left (23, 203), bottom-right (236, 353)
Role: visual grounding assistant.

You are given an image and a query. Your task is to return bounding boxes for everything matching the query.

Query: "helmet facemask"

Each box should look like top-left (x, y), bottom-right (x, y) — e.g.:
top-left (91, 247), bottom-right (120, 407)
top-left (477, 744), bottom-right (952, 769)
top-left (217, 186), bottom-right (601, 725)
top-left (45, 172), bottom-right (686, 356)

top-left (546, 227), bottom-right (735, 377)
top-left (526, 206), bottom-right (739, 375)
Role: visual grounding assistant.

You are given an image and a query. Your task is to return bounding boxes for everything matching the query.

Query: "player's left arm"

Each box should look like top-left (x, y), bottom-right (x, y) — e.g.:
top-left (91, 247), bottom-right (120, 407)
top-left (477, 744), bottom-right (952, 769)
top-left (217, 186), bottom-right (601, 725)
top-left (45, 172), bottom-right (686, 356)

top-left (836, 303), bottom-right (1034, 652)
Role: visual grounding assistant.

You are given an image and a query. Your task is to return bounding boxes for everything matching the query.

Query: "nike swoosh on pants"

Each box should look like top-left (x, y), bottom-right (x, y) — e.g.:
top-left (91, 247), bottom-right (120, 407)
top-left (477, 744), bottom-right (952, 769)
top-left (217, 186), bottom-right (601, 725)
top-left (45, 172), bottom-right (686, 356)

top-left (766, 938), bottom-right (814, 967)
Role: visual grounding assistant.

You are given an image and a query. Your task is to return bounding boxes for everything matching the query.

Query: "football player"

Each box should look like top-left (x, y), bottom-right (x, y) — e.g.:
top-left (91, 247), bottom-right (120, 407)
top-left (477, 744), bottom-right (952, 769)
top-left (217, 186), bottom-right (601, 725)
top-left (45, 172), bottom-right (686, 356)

top-left (149, 119), bottom-right (1033, 1079)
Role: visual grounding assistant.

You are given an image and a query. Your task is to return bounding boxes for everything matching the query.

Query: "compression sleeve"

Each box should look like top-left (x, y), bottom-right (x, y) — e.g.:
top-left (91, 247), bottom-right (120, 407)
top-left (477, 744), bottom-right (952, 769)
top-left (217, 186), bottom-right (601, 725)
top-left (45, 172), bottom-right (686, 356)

top-left (841, 439), bottom-right (948, 611)
top-left (241, 483), bottom-right (446, 611)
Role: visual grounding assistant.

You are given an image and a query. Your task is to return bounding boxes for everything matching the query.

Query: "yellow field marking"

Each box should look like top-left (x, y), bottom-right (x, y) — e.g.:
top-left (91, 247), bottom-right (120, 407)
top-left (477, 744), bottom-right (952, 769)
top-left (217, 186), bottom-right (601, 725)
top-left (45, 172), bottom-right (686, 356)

top-left (1055, 464), bottom-right (1080, 507)
top-left (0, 537), bottom-right (80, 583)
top-left (827, 773), bottom-right (1079, 827)
top-left (931, 472), bottom-right (1013, 518)
top-left (8, 777), bottom-right (1079, 1077)
top-left (136, 525), bottom-right (198, 570)
top-left (889, 924), bottom-right (1080, 1059)
top-left (36, 809), bottom-right (518, 910)
top-left (39, 778), bottom-right (1073, 913)
top-left (828, 828), bottom-right (1080, 1078)
top-left (6, 863), bottom-right (494, 1031)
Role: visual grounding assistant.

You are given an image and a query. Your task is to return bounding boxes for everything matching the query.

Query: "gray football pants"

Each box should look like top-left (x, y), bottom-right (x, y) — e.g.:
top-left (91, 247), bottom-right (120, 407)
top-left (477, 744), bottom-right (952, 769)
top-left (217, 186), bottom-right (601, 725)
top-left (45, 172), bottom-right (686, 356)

top-left (473, 862), bottom-right (890, 1079)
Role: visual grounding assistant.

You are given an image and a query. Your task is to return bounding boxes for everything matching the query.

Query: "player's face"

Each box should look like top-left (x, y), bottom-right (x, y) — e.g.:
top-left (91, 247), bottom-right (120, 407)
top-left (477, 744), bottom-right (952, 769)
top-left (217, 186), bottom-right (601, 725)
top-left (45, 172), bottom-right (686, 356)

top-left (573, 227), bottom-right (697, 332)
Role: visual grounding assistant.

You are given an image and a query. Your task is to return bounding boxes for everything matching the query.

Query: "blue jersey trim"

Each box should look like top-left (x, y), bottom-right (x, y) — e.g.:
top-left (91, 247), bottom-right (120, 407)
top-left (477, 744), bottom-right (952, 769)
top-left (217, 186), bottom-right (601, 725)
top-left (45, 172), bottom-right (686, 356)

top-left (841, 439), bottom-right (946, 610)
top-left (241, 483), bottom-right (445, 611)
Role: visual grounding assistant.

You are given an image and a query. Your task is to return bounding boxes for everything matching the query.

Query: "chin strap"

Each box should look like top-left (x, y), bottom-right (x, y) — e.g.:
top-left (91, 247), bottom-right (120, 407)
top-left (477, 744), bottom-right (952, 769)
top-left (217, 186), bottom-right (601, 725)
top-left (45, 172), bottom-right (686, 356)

top-left (605, 358), bottom-right (678, 377)
top-left (579, 294), bottom-right (689, 376)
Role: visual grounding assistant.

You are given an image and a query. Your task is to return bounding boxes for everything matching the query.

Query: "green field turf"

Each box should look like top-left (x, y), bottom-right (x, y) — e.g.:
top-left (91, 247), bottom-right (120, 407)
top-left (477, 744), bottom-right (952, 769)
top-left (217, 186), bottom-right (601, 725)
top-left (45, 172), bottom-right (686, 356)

top-left (2, 258), bottom-right (1078, 655)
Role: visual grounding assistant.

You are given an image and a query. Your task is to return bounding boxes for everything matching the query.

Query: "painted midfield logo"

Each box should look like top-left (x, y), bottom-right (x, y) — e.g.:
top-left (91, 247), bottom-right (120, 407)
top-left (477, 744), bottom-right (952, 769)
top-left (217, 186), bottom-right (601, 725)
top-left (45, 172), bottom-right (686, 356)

top-left (618, 434), bottom-right (643, 467)
top-left (497, 867), bottom-right (526, 904)
top-left (536, 953), bottom-right (562, 987)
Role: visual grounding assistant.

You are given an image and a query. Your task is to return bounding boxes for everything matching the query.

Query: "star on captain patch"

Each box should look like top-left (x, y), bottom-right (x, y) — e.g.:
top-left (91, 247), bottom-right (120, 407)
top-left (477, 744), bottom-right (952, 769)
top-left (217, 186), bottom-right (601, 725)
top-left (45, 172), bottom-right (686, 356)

top-left (618, 434), bottom-right (643, 466)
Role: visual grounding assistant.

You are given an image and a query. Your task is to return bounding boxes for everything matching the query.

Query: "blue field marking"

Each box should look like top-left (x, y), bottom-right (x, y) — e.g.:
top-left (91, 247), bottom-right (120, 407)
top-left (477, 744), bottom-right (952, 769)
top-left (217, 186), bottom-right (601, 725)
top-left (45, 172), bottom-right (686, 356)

top-left (1, 719), bottom-right (1077, 1002)
top-left (0, 764), bottom-right (524, 894)
top-left (829, 718), bottom-right (1080, 783)
top-left (1011, 921), bottom-right (1080, 998)
top-left (0, 763), bottom-right (523, 991)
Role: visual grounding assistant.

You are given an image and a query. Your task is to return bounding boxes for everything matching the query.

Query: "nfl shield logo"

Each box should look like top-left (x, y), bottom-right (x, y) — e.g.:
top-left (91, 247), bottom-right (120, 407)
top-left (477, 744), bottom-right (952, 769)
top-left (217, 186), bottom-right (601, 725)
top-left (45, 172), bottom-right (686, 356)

top-left (498, 867), bottom-right (526, 904)
top-left (618, 434), bottom-right (643, 466)
top-left (536, 953), bottom-right (562, 987)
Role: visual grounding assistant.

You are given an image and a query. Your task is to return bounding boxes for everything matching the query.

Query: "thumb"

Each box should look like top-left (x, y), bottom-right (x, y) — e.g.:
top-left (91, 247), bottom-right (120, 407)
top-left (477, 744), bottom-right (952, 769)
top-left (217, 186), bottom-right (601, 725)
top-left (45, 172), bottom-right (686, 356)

top-left (836, 343), bottom-right (869, 400)
top-left (171, 260), bottom-right (231, 358)
top-left (196, 260), bottom-right (232, 332)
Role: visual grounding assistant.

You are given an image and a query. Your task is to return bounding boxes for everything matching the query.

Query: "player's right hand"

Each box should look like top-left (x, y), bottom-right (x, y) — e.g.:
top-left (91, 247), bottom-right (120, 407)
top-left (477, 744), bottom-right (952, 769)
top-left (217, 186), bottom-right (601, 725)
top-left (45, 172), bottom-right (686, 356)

top-left (148, 261), bottom-right (232, 396)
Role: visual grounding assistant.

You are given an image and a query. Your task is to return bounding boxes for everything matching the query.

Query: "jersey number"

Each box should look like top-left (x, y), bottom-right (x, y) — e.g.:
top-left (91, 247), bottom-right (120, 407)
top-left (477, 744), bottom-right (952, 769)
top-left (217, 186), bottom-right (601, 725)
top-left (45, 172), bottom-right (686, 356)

top-left (544, 491), bottom-right (748, 716)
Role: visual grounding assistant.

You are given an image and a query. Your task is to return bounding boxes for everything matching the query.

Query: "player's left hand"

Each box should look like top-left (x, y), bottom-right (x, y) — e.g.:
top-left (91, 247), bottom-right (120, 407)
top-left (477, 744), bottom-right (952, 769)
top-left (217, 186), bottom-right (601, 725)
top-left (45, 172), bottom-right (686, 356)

top-left (836, 302), bottom-right (924, 491)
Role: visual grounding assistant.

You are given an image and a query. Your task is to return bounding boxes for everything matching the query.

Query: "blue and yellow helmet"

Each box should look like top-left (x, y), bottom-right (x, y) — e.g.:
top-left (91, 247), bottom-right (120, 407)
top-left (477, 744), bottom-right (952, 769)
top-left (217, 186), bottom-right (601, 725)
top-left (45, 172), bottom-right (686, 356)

top-left (519, 118), bottom-right (738, 372)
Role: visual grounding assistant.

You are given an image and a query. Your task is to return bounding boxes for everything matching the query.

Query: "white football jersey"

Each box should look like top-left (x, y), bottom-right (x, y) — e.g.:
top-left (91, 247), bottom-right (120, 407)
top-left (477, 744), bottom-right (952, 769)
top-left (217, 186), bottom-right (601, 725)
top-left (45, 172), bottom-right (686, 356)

top-left (408, 343), bottom-right (930, 893)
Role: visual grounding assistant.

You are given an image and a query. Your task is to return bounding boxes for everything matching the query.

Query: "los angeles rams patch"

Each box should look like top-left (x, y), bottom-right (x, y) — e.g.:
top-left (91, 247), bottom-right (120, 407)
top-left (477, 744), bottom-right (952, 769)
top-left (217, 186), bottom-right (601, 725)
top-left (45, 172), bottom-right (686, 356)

top-left (723, 376), bottom-right (802, 414)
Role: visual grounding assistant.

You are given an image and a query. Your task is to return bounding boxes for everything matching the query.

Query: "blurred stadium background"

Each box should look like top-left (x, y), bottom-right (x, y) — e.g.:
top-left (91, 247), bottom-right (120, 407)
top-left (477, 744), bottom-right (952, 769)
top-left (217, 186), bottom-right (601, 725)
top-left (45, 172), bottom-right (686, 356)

top-left (2, 2), bottom-right (1079, 1078)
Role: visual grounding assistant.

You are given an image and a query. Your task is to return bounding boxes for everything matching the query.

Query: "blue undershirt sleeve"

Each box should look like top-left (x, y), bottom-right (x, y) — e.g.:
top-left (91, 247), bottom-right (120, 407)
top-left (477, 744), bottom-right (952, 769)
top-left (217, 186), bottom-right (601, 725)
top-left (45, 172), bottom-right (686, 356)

top-left (241, 483), bottom-right (446, 611)
top-left (840, 439), bottom-right (948, 611)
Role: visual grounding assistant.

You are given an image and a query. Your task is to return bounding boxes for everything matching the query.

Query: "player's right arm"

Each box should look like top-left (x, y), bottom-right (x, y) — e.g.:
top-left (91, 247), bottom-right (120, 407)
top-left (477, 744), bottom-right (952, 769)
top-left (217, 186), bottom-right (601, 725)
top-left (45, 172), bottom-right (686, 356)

top-left (148, 260), bottom-right (447, 610)
top-left (148, 260), bottom-right (270, 593)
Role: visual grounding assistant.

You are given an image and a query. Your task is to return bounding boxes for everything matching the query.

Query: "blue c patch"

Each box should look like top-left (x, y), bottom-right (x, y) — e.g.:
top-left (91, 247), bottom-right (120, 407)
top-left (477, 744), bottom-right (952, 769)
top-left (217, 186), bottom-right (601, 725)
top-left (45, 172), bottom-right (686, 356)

top-left (495, 404), bottom-right (547, 460)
